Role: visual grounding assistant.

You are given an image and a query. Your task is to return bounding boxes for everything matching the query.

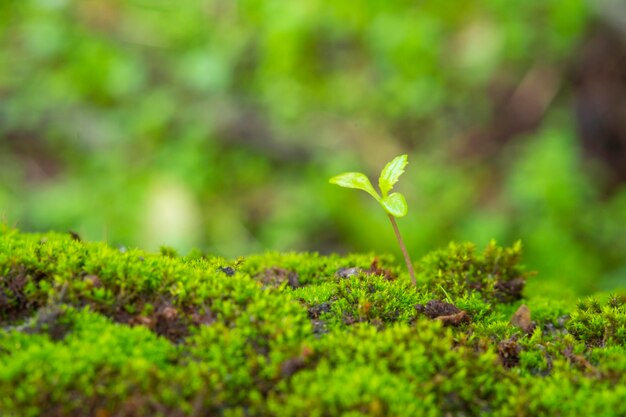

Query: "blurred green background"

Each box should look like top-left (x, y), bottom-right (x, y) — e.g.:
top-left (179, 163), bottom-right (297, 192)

top-left (1, 0), bottom-right (626, 300)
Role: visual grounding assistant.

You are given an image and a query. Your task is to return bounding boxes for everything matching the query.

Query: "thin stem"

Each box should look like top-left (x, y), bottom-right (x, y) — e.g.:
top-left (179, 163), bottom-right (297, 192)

top-left (388, 214), bottom-right (416, 286)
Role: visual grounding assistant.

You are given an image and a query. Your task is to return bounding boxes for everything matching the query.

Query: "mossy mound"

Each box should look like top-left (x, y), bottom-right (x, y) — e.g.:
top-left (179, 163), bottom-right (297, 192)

top-left (1, 226), bottom-right (626, 416)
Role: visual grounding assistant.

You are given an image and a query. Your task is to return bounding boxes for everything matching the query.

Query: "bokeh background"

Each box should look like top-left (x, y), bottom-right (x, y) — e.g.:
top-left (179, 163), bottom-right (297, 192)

top-left (1, 0), bottom-right (625, 300)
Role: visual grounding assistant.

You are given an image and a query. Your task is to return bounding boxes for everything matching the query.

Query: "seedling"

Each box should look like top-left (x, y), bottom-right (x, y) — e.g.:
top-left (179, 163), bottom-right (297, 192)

top-left (330, 155), bottom-right (416, 286)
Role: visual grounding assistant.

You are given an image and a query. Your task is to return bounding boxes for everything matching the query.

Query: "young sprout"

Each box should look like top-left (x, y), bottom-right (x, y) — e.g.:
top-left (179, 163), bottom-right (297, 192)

top-left (330, 155), bottom-right (416, 286)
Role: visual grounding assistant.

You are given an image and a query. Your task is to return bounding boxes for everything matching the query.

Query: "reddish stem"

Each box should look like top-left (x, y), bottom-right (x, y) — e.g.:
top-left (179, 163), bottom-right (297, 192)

top-left (388, 214), bottom-right (416, 286)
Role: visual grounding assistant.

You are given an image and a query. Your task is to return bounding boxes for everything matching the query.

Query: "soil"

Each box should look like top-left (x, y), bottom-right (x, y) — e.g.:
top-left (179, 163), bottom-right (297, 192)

top-left (415, 300), bottom-right (470, 327)
top-left (494, 277), bottom-right (525, 302)
top-left (256, 267), bottom-right (300, 288)
top-left (0, 265), bottom-right (47, 324)
top-left (498, 336), bottom-right (521, 368)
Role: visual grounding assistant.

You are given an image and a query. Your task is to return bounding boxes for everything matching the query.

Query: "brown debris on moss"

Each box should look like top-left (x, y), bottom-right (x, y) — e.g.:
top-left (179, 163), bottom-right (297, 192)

top-left (257, 267), bottom-right (300, 288)
top-left (415, 300), bottom-right (470, 326)
top-left (510, 304), bottom-right (536, 334)
top-left (495, 277), bottom-right (525, 302)
top-left (498, 336), bottom-right (521, 368)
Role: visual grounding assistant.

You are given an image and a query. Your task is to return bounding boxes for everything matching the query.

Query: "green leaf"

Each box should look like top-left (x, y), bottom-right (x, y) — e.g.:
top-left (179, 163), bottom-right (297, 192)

top-left (380, 192), bottom-right (408, 217)
top-left (378, 154), bottom-right (408, 198)
top-left (329, 172), bottom-right (381, 201)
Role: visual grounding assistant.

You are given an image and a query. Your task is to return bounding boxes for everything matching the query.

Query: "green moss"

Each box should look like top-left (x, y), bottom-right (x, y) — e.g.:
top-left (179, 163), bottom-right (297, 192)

top-left (417, 240), bottom-right (528, 303)
top-left (567, 295), bottom-right (626, 347)
top-left (1, 228), bottom-right (626, 416)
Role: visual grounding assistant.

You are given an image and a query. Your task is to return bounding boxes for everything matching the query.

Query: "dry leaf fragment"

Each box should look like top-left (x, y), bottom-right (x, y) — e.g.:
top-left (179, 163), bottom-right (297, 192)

top-left (510, 304), bottom-right (535, 333)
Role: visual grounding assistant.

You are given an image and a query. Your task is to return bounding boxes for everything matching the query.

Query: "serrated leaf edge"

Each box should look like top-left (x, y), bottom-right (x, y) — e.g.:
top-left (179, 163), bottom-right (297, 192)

top-left (378, 154), bottom-right (408, 198)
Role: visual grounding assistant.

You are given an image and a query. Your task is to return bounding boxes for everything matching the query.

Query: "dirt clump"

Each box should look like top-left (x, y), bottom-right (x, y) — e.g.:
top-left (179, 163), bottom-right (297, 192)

top-left (498, 336), bottom-right (521, 368)
top-left (415, 300), bottom-right (470, 326)
top-left (335, 258), bottom-right (396, 281)
top-left (494, 277), bottom-right (525, 302)
top-left (258, 267), bottom-right (300, 288)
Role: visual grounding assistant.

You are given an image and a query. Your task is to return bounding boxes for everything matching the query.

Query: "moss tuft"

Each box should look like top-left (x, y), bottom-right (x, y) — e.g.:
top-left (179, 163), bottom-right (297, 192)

top-left (567, 295), bottom-right (626, 347)
top-left (1, 228), bottom-right (626, 416)
top-left (417, 240), bottom-right (528, 303)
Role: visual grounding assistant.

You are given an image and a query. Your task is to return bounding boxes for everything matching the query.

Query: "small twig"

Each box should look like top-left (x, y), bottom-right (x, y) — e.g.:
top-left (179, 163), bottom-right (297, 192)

top-left (388, 214), bottom-right (416, 286)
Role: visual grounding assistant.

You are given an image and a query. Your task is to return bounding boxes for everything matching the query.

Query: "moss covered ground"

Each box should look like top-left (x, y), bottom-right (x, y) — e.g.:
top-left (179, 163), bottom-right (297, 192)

top-left (1, 226), bottom-right (625, 416)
